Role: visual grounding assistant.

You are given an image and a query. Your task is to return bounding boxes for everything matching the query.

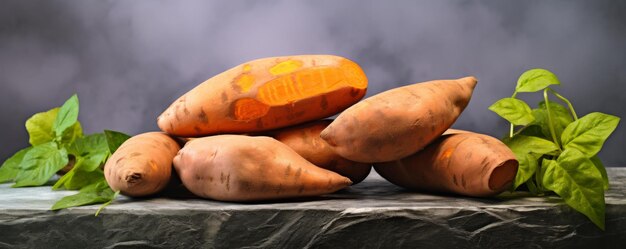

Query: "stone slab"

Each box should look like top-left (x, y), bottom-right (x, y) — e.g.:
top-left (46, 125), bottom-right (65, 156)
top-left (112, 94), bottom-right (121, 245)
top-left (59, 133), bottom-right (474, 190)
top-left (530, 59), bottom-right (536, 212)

top-left (1, 168), bottom-right (625, 249)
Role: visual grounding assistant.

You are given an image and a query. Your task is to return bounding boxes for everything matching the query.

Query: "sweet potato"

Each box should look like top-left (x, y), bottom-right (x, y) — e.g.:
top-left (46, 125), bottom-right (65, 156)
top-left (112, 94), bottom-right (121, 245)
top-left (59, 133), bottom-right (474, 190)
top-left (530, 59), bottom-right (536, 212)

top-left (373, 130), bottom-right (518, 197)
top-left (173, 135), bottom-right (352, 202)
top-left (320, 76), bottom-right (477, 163)
top-left (158, 55), bottom-right (368, 137)
top-left (264, 120), bottom-right (371, 184)
top-left (104, 132), bottom-right (180, 197)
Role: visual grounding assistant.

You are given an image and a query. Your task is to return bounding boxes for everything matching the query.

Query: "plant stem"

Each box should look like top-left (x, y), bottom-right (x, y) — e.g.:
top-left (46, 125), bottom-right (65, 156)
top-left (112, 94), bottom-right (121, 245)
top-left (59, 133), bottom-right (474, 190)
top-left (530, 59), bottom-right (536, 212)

top-left (509, 91), bottom-right (518, 138)
top-left (543, 89), bottom-right (562, 150)
top-left (95, 190), bottom-right (120, 216)
top-left (512, 125), bottom-right (529, 137)
top-left (547, 88), bottom-right (578, 120)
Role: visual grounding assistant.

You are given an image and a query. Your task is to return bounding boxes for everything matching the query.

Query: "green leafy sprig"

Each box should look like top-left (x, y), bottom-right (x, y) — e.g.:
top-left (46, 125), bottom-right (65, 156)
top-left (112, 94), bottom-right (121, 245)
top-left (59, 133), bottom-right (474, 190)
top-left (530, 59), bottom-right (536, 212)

top-left (0, 94), bottom-right (130, 213)
top-left (489, 69), bottom-right (619, 230)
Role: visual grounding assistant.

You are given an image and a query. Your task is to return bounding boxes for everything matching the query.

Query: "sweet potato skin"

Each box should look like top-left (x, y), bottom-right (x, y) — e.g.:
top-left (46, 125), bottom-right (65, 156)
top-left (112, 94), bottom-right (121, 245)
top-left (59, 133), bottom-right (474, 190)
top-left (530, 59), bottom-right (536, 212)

top-left (266, 120), bottom-right (371, 184)
top-left (158, 55), bottom-right (367, 137)
top-left (104, 132), bottom-right (180, 197)
top-left (173, 135), bottom-right (352, 202)
top-left (321, 76), bottom-right (477, 163)
top-left (373, 130), bottom-right (518, 197)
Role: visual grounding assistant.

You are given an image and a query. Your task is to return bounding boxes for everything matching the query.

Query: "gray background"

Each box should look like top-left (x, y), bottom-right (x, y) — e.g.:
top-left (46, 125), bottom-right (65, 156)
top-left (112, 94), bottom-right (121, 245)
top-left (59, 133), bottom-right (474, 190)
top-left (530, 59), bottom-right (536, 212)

top-left (1, 1), bottom-right (625, 166)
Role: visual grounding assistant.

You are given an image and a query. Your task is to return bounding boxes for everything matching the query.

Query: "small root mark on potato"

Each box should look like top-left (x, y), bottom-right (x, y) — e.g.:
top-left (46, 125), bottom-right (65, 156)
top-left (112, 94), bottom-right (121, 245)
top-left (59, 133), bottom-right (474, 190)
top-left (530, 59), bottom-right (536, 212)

top-left (180, 96), bottom-right (189, 115)
top-left (285, 164), bottom-right (292, 177)
top-left (294, 167), bottom-right (302, 179)
top-left (221, 92), bottom-right (228, 103)
top-left (126, 173), bottom-right (142, 184)
top-left (480, 160), bottom-right (490, 177)
top-left (198, 107), bottom-right (209, 124)
top-left (402, 88), bottom-right (422, 101)
top-left (174, 105), bottom-right (181, 121)
top-left (226, 173), bottom-right (231, 191)
top-left (452, 174), bottom-right (458, 186)
top-left (149, 160), bottom-right (158, 171)
top-left (349, 88), bottom-right (361, 98)
top-left (162, 141), bottom-right (172, 151)
top-left (209, 149), bottom-right (218, 163)
top-left (298, 184), bottom-right (305, 194)
top-left (320, 95), bottom-right (329, 110)
top-left (129, 152), bottom-right (142, 158)
top-left (461, 175), bottom-right (467, 189)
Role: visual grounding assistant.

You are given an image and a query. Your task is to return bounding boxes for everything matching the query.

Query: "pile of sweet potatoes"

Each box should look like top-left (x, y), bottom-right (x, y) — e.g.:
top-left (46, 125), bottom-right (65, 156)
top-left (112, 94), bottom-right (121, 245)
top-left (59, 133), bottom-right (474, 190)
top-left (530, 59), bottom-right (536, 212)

top-left (104, 54), bottom-right (518, 201)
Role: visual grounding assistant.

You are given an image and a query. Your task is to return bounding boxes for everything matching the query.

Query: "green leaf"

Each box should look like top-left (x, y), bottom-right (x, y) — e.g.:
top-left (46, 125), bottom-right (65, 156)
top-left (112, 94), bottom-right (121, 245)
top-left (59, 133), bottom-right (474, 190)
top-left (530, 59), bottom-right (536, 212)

top-left (54, 165), bottom-right (105, 190)
top-left (515, 68), bottom-right (560, 93)
top-left (541, 149), bottom-right (605, 230)
top-left (0, 147), bottom-right (32, 183)
top-left (67, 133), bottom-right (110, 172)
top-left (25, 108), bottom-right (59, 146)
top-left (513, 153), bottom-right (538, 189)
top-left (65, 169), bottom-right (105, 190)
top-left (561, 112), bottom-right (620, 158)
top-left (51, 179), bottom-right (115, 210)
top-left (13, 142), bottom-right (69, 187)
top-left (518, 125), bottom-right (547, 139)
top-left (26, 105), bottom-right (82, 146)
top-left (504, 135), bottom-right (560, 156)
top-left (95, 190), bottom-right (120, 216)
top-left (104, 130), bottom-right (131, 154)
top-left (590, 156), bottom-right (609, 191)
top-left (531, 101), bottom-right (574, 140)
top-left (504, 135), bottom-right (559, 189)
top-left (53, 94), bottom-right (79, 138)
top-left (489, 98), bottom-right (535, 125)
top-left (60, 121), bottom-right (84, 146)
top-left (526, 178), bottom-right (539, 195)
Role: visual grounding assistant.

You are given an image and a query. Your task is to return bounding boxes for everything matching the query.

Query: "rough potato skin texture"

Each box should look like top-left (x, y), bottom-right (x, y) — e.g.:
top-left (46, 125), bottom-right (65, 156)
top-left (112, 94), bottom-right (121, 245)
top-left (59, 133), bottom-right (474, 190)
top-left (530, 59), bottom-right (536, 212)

top-left (157, 55), bottom-right (367, 137)
top-left (104, 132), bottom-right (180, 197)
top-left (173, 135), bottom-right (352, 202)
top-left (374, 130), bottom-right (519, 197)
top-left (267, 120), bottom-right (372, 184)
top-left (321, 76), bottom-right (477, 163)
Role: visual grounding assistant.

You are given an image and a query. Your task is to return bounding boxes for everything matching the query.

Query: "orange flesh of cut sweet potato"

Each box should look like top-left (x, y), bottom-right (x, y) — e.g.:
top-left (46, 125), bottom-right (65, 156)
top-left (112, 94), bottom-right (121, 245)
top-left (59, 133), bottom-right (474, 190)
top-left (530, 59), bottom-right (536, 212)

top-left (158, 55), bottom-right (367, 136)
